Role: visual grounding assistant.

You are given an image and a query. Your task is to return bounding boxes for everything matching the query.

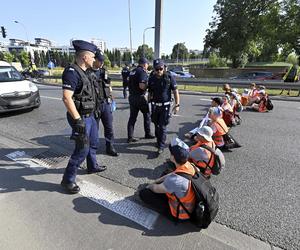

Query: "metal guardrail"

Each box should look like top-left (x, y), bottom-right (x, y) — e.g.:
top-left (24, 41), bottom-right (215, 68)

top-left (38, 75), bottom-right (300, 91)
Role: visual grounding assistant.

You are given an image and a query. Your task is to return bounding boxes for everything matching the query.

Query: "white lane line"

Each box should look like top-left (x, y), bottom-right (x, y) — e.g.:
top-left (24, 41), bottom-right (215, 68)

top-left (78, 180), bottom-right (159, 230)
top-left (5, 150), bottom-right (159, 230)
top-left (5, 151), bottom-right (50, 171)
top-left (36, 84), bottom-right (61, 89)
top-left (200, 98), bottom-right (211, 102)
top-left (40, 96), bottom-right (61, 100)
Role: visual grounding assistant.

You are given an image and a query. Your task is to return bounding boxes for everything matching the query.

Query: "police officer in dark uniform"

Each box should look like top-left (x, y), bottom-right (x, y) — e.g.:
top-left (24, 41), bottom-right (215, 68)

top-left (61, 40), bottom-right (107, 194)
top-left (127, 58), bottom-right (154, 143)
top-left (121, 63), bottom-right (130, 99)
top-left (89, 50), bottom-right (119, 157)
top-left (148, 59), bottom-right (180, 154)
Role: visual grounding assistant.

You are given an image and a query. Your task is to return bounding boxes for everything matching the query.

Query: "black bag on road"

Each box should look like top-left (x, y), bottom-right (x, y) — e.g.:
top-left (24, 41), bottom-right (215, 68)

top-left (176, 171), bottom-right (219, 229)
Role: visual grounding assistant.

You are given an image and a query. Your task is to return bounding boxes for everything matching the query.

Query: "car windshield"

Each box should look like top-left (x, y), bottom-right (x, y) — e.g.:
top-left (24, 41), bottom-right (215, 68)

top-left (0, 66), bottom-right (23, 82)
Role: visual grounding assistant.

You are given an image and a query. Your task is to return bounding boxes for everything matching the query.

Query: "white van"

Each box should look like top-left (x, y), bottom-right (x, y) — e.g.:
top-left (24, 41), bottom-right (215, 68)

top-left (0, 61), bottom-right (40, 113)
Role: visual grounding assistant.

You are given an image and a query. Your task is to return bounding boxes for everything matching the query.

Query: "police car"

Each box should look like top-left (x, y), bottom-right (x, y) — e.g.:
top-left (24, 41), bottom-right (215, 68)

top-left (0, 61), bottom-right (40, 113)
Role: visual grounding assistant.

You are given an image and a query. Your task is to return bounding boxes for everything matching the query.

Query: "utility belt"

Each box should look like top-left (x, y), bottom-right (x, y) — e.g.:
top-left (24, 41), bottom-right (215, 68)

top-left (151, 101), bottom-right (171, 107)
top-left (82, 113), bottom-right (93, 118)
top-left (98, 97), bottom-right (112, 104)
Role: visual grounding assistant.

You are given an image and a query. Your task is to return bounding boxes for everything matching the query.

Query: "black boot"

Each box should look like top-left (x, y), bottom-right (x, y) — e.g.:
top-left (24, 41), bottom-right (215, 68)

top-left (106, 144), bottom-right (119, 157)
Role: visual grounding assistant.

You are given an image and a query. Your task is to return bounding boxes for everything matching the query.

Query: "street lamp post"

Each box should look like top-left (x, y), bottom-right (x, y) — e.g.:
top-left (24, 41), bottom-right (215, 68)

top-left (14, 20), bottom-right (29, 44)
top-left (143, 26), bottom-right (155, 57)
top-left (128, 0), bottom-right (134, 65)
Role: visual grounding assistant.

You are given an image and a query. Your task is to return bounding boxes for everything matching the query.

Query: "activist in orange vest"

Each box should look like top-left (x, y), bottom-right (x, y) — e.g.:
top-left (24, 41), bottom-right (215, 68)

top-left (189, 126), bottom-right (216, 177)
top-left (139, 139), bottom-right (196, 220)
top-left (208, 107), bottom-right (229, 148)
top-left (251, 89), bottom-right (268, 112)
top-left (248, 83), bottom-right (259, 105)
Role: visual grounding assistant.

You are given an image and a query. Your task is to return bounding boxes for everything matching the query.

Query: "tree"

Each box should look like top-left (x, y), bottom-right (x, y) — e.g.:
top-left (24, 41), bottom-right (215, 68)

top-left (0, 51), bottom-right (4, 60)
top-left (103, 53), bottom-right (111, 68)
top-left (171, 43), bottom-right (188, 61)
top-left (135, 45), bottom-right (154, 61)
top-left (3, 52), bottom-right (14, 63)
top-left (204, 0), bottom-right (278, 67)
top-left (122, 51), bottom-right (132, 64)
top-left (18, 51), bottom-right (30, 68)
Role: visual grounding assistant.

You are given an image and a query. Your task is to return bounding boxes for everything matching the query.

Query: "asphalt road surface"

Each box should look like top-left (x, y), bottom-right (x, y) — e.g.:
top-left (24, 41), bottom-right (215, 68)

top-left (0, 84), bottom-right (299, 250)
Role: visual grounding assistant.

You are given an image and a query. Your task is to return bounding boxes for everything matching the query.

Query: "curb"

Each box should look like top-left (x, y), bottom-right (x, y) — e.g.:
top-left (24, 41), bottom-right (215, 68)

top-left (35, 81), bottom-right (300, 103)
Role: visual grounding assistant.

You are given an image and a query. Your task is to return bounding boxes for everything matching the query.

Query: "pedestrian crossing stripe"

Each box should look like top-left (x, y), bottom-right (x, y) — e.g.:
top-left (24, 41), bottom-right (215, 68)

top-left (78, 180), bottom-right (159, 230)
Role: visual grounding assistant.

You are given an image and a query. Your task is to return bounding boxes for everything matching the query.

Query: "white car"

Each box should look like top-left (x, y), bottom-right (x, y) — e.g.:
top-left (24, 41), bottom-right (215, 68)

top-left (0, 61), bottom-right (40, 113)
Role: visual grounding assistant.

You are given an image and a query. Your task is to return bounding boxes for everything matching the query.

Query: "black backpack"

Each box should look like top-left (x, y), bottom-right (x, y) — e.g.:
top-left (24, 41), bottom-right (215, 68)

top-left (266, 98), bottom-right (273, 111)
top-left (176, 171), bottom-right (219, 229)
top-left (199, 144), bottom-right (225, 175)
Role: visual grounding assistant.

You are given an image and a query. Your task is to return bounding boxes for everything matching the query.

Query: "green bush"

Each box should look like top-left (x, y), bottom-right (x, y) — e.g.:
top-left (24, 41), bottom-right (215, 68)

top-left (208, 52), bottom-right (227, 68)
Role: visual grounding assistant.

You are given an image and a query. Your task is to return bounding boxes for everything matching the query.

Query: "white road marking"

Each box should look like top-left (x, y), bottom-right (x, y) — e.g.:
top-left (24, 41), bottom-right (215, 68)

top-left (79, 180), bottom-right (159, 230)
top-left (200, 98), bottom-right (211, 102)
top-left (36, 84), bottom-right (61, 89)
top-left (5, 150), bottom-right (159, 230)
top-left (5, 151), bottom-right (50, 171)
top-left (40, 96), bottom-right (62, 101)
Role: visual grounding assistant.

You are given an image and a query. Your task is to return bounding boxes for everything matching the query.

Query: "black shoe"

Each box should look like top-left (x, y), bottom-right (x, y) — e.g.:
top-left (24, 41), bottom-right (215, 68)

top-left (106, 145), bottom-right (119, 157)
top-left (145, 134), bottom-right (155, 139)
top-left (61, 181), bottom-right (80, 194)
top-left (127, 137), bottom-right (139, 143)
top-left (87, 166), bottom-right (107, 174)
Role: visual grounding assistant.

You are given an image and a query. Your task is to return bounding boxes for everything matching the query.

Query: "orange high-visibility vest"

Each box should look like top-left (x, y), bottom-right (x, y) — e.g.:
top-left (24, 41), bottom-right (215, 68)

top-left (166, 162), bottom-right (196, 220)
top-left (189, 141), bottom-right (216, 176)
top-left (249, 88), bottom-right (258, 98)
top-left (212, 118), bottom-right (228, 147)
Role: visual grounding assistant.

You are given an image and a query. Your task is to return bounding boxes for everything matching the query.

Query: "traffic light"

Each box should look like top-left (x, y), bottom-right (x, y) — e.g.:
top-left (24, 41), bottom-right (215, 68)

top-left (1, 26), bottom-right (7, 38)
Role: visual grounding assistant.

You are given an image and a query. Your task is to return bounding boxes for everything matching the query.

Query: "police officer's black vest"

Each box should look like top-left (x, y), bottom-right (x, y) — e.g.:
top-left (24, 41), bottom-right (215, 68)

top-left (70, 63), bottom-right (96, 115)
top-left (97, 68), bottom-right (112, 101)
top-left (148, 71), bottom-right (173, 102)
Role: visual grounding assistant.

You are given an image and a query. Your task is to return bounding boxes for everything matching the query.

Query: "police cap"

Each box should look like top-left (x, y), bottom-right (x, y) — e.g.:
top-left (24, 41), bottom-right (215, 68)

top-left (72, 40), bottom-right (97, 54)
top-left (95, 49), bottom-right (105, 62)
top-left (153, 58), bottom-right (165, 69)
top-left (138, 57), bottom-right (149, 65)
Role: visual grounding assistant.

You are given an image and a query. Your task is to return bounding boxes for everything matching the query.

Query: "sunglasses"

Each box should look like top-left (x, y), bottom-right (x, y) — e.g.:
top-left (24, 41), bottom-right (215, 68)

top-left (155, 67), bottom-right (164, 71)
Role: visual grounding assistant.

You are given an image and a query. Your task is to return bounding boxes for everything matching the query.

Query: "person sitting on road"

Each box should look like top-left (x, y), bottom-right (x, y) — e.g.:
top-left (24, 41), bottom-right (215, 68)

top-left (139, 139), bottom-right (196, 221)
top-left (251, 89), bottom-right (268, 112)
top-left (184, 97), bottom-right (222, 139)
top-left (189, 126), bottom-right (216, 178)
top-left (247, 83), bottom-right (259, 106)
top-left (221, 95), bottom-right (236, 127)
top-left (229, 91), bottom-right (243, 125)
top-left (223, 83), bottom-right (232, 95)
top-left (208, 107), bottom-right (229, 148)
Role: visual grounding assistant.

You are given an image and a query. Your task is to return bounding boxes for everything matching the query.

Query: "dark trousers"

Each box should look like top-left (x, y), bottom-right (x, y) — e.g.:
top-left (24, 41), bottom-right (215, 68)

top-left (151, 105), bottom-right (170, 149)
top-left (96, 101), bottom-right (114, 147)
top-left (63, 114), bottom-right (99, 184)
top-left (122, 82), bottom-right (128, 99)
top-left (127, 95), bottom-right (151, 138)
top-left (139, 188), bottom-right (173, 219)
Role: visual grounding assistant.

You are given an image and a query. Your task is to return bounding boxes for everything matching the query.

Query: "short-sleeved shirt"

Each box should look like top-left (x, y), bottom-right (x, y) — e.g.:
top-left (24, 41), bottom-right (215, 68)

top-left (128, 66), bottom-right (148, 95)
top-left (62, 66), bottom-right (82, 94)
top-left (163, 173), bottom-right (189, 198)
top-left (148, 72), bottom-right (177, 103)
top-left (121, 67), bottom-right (130, 82)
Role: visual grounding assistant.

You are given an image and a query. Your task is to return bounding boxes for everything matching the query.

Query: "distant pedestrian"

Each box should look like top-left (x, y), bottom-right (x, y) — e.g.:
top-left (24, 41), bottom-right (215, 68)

top-left (121, 63), bottom-right (130, 99)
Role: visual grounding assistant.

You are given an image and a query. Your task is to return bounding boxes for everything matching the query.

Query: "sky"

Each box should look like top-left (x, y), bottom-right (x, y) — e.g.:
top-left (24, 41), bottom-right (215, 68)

top-left (0, 0), bottom-right (216, 54)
